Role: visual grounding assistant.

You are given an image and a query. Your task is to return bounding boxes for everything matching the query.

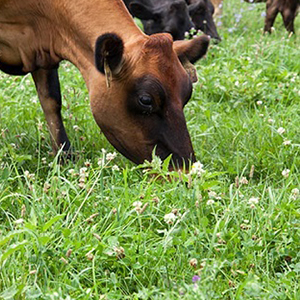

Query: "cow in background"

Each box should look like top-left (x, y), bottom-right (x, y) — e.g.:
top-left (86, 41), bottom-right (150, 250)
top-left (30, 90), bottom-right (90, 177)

top-left (123, 0), bottom-right (194, 40)
top-left (245, 0), bottom-right (299, 34)
top-left (186, 0), bottom-right (221, 41)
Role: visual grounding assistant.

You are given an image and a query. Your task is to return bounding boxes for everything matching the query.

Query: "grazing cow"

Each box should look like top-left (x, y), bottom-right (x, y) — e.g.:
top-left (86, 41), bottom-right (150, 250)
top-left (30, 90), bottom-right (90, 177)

top-left (186, 0), bottom-right (221, 41)
top-left (123, 0), bottom-right (194, 40)
top-left (0, 0), bottom-right (210, 169)
top-left (245, 0), bottom-right (299, 34)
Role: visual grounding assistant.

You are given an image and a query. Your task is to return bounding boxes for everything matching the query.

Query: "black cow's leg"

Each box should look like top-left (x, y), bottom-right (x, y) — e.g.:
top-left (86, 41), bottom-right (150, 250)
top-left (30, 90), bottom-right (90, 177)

top-left (281, 8), bottom-right (295, 33)
top-left (31, 68), bottom-right (71, 154)
top-left (264, 0), bottom-right (279, 33)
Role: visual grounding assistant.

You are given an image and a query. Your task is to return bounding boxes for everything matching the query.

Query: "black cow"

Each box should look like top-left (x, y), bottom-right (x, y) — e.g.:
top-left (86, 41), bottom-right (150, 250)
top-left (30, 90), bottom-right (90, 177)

top-left (186, 0), bottom-right (221, 41)
top-left (123, 0), bottom-right (194, 40)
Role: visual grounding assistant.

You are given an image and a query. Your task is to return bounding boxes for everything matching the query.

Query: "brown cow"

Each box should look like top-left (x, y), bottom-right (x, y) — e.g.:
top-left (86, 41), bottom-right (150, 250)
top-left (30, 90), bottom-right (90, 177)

top-left (0, 0), bottom-right (210, 168)
top-left (245, 0), bottom-right (299, 34)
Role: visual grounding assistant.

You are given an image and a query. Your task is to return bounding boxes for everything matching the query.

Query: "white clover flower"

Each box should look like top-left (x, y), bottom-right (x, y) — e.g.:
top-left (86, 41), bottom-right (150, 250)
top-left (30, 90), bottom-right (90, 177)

top-left (106, 152), bottom-right (117, 161)
top-left (208, 191), bottom-right (216, 199)
top-left (256, 100), bottom-right (263, 106)
top-left (112, 165), bottom-right (120, 171)
top-left (189, 258), bottom-right (198, 268)
top-left (240, 177), bottom-right (249, 185)
top-left (73, 125), bottom-right (80, 131)
top-left (164, 212), bottom-right (177, 224)
top-left (132, 201), bottom-right (142, 209)
top-left (277, 127), bottom-right (285, 135)
top-left (14, 218), bottom-right (24, 224)
top-left (80, 167), bottom-right (88, 175)
top-left (291, 188), bottom-right (299, 198)
top-left (283, 140), bottom-right (291, 146)
top-left (190, 161), bottom-right (205, 176)
top-left (268, 118), bottom-right (275, 123)
top-left (248, 197), bottom-right (259, 205)
top-left (282, 169), bottom-right (290, 178)
top-left (206, 199), bottom-right (215, 205)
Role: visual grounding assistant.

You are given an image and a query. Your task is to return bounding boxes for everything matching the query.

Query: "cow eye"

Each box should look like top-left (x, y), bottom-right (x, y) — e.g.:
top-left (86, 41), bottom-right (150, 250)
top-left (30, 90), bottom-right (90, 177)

top-left (139, 95), bottom-right (153, 108)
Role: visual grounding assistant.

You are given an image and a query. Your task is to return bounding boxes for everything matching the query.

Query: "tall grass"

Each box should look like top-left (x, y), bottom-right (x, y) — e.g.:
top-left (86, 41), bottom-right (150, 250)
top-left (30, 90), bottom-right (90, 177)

top-left (0, 0), bottom-right (299, 299)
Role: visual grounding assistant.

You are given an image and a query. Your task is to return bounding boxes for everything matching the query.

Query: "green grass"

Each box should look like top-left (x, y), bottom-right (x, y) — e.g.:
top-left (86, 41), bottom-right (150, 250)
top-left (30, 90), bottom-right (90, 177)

top-left (0, 0), bottom-right (299, 299)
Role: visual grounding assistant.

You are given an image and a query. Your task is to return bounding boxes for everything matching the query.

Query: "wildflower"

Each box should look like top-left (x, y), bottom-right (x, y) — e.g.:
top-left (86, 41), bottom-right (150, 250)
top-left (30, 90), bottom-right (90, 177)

top-left (190, 161), bottom-right (205, 176)
top-left (217, 21), bottom-right (222, 27)
top-left (261, 11), bottom-right (266, 17)
top-left (256, 100), bottom-right (263, 106)
top-left (68, 169), bottom-right (76, 176)
top-left (132, 201), bottom-right (143, 210)
top-left (208, 191), bottom-right (217, 198)
top-left (192, 275), bottom-right (201, 282)
top-left (277, 127), bottom-right (285, 134)
top-left (240, 177), bottom-right (249, 185)
top-left (206, 199), bottom-right (215, 205)
top-left (78, 182), bottom-right (86, 189)
top-left (14, 218), bottom-right (24, 225)
top-left (189, 258), bottom-right (198, 268)
top-left (106, 152), bottom-right (117, 161)
top-left (24, 170), bottom-right (35, 181)
top-left (114, 246), bottom-right (125, 259)
top-left (282, 169), bottom-right (290, 178)
top-left (43, 182), bottom-right (51, 193)
top-left (164, 212), bottom-right (177, 224)
top-left (291, 188), bottom-right (299, 197)
top-left (84, 160), bottom-right (91, 167)
top-left (73, 125), bottom-right (80, 131)
top-left (112, 165), bottom-right (120, 171)
top-left (248, 197), bottom-right (259, 205)
top-left (283, 140), bottom-right (291, 146)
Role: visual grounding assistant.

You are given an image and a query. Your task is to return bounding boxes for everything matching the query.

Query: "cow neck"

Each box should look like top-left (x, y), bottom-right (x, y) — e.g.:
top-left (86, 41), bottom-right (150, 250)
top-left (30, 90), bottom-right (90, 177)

top-left (51, 0), bottom-right (144, 85)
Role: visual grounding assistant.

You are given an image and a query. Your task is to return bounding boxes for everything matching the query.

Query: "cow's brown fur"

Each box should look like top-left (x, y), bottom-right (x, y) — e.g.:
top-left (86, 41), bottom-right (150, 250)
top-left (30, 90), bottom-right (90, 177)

top-left (245, 0), bottom-right (299, 33)
top-left (0, 0), bottom-right (210, 168)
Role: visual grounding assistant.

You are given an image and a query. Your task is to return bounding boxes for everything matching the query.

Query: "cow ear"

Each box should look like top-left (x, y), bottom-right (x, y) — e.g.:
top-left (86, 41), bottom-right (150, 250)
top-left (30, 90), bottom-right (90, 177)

top-left (173, 35), bottom-right (209, 83)
top-left (95, 33), bottom-right (124, 75)
top-left (173, 35), bottom-right (210, 64)
top-left (129, 1), bottom-right (158, 20)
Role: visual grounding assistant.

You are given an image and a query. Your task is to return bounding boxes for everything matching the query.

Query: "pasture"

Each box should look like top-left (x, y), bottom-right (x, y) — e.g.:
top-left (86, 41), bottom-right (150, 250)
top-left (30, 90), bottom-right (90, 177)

top-left (0, 0), bottom-right (299, 299)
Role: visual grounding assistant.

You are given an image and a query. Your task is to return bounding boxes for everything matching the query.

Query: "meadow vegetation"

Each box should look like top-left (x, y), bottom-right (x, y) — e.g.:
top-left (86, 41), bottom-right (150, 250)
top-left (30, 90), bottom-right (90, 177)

top-left (0, 0), bottom-right (299, 299)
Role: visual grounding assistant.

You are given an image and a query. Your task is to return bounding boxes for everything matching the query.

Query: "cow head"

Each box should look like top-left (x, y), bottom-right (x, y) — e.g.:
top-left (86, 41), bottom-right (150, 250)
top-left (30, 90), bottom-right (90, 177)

top-left (91, 33), bottom-right (209, 169)
top-left (188, 0), bottom-right (221, 41)
top-left (129, 0), bottom-right (194, 40)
